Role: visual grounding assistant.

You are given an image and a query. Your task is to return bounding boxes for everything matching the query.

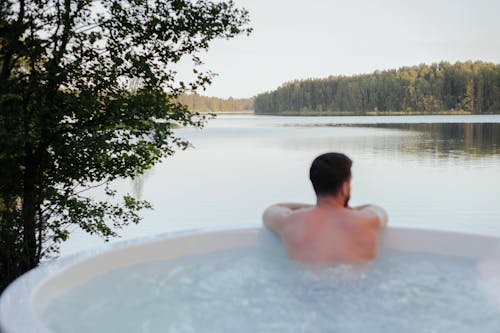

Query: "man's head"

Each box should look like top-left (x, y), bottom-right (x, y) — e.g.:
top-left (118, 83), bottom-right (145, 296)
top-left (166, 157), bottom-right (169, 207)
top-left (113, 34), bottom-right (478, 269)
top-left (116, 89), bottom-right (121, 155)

top-left (309, 152), bottom-right (352, 205)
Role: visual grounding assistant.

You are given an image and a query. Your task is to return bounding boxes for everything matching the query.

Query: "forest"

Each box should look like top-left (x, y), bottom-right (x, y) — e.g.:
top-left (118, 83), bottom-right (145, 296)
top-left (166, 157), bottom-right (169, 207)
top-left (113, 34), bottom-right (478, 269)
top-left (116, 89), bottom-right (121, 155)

top-left (177, 94), bottom-right (253, 112)
top-left (253, 61), bottom-right (500, 115)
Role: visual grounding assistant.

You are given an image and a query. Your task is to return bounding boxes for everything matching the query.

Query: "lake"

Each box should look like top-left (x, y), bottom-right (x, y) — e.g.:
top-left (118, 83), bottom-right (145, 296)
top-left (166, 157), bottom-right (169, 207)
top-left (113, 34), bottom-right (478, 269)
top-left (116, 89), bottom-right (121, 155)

top-left (60, 115), bottom-right (500, 256)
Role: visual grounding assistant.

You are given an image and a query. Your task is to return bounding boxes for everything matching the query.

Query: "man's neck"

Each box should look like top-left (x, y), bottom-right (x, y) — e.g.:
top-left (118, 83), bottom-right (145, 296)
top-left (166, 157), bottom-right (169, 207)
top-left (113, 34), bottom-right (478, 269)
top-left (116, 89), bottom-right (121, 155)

top-left (316, 195), bottom-right (345, 208)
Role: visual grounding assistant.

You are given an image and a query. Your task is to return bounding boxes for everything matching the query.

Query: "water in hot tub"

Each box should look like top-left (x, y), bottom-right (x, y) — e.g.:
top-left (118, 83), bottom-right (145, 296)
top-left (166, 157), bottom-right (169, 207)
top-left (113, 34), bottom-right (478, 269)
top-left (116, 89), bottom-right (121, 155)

top-left (43, 246), bottom-right (500, 333)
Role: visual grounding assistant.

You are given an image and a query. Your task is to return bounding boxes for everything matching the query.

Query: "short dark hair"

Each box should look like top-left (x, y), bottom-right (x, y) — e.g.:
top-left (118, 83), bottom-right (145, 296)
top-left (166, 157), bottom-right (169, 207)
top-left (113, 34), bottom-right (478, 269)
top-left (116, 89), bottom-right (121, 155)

top-left (309, 152), bottom-right (352, 196)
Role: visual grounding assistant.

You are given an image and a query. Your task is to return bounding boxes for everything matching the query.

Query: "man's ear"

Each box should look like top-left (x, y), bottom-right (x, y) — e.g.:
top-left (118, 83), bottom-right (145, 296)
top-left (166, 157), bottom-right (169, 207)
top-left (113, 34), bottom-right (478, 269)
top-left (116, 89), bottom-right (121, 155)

top-left (341, 181), bottom-right (349, 196)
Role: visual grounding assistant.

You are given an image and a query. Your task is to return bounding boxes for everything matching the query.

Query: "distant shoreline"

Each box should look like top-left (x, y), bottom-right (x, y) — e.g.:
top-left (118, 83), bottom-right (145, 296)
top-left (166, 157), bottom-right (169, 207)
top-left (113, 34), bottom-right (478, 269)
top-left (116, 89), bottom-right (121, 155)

top-left (199, 111), bottom-right (254, 115)
top-left (201, 110), bottom-right (500, 116)
top-left (256, 110), bottom-right (477, 116)
top-left (253, 62), bottom-right (500, 116)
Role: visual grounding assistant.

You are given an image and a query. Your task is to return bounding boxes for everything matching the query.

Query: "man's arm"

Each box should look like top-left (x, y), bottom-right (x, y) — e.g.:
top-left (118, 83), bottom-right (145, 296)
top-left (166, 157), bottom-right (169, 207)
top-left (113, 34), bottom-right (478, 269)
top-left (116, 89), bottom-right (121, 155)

top-left (262, 203), bottom-right (312, 233)
top-left (355, 204), bottom-right (389, 229)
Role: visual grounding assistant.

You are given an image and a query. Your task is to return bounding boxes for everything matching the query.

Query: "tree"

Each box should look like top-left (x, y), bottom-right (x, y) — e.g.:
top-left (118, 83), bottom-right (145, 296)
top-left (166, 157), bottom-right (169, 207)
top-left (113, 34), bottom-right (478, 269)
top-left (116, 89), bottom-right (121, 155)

top-left (0, 0), bottom-right (251, 291)
top-left (254, 61), bottom-right (500, 115)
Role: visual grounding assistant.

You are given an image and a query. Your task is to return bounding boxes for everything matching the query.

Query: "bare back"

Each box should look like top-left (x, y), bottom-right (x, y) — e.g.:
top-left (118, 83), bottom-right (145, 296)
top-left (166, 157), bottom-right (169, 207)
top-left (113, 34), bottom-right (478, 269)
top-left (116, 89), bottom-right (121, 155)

top-left (264, 204), bottom-right (386, 263)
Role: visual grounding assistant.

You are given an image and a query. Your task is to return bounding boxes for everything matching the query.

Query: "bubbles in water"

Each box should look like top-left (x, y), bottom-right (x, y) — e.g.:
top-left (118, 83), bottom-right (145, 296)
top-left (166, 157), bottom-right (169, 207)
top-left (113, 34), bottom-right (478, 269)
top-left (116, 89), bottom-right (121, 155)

top-left (43, 248), bottom-right (500, 333)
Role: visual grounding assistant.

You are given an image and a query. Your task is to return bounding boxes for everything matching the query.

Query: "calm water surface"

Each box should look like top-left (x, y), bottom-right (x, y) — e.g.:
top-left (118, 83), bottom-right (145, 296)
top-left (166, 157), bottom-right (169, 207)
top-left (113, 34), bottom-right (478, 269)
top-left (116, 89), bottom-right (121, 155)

top-left (60, 115), bottom-right (500, 256)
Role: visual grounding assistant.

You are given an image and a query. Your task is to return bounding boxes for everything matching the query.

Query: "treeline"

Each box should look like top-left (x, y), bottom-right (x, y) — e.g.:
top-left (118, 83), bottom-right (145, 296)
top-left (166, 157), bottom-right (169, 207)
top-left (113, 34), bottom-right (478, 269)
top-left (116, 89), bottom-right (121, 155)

top-left (178, 94), bottom-right (253, 112)
top-left (254, 61), bottom-right (500, 115)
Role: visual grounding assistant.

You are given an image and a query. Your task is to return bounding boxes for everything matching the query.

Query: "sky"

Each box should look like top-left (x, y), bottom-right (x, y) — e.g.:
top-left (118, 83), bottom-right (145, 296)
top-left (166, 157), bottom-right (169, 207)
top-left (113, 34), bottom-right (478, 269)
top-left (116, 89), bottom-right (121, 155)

top-left (177, 0), bottom-right (500, 99)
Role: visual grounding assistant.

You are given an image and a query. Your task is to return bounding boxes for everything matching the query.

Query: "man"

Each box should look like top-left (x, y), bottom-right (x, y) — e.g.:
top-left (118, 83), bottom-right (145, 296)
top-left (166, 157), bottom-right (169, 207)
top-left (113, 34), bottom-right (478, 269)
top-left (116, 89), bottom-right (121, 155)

top-left (263, 152), bottom-right (388, 264)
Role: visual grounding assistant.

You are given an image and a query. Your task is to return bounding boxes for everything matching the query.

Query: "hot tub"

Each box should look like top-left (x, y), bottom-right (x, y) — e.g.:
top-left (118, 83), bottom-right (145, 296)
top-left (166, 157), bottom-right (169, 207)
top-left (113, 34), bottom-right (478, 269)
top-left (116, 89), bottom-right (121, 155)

top-left (1, 226), bottom-right (500, 333)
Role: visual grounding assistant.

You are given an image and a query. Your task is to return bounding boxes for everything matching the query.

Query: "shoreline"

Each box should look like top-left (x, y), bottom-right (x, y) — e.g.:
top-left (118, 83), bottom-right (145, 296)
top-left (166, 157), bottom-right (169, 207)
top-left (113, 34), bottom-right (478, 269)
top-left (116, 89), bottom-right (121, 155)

top-left (202, 111), bottom-right (500, 116)
top-left (198, 111), bottom-right (254, 115)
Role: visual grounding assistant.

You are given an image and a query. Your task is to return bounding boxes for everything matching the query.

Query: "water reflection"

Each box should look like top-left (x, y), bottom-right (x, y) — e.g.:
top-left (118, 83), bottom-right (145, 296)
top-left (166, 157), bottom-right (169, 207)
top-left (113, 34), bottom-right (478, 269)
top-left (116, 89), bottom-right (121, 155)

top-left (278, 123), bottom-right (500, 167)
top-left (131, 169), bottom-right (154, 200)
top-left (351, 123), bottom-right (500, 156)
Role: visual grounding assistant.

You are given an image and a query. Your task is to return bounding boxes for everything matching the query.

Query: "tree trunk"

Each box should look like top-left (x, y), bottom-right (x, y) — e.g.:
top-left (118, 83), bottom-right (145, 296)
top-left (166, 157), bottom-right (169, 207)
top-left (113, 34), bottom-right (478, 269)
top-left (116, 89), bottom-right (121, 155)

top-left (21, 149), bottom-right (38, 270)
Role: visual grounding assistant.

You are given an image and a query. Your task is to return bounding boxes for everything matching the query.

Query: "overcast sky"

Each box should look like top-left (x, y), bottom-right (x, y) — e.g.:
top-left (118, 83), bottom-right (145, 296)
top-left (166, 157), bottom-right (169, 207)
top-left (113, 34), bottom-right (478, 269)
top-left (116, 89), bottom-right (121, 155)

top-left (178, 0), bottom-right (500, 99)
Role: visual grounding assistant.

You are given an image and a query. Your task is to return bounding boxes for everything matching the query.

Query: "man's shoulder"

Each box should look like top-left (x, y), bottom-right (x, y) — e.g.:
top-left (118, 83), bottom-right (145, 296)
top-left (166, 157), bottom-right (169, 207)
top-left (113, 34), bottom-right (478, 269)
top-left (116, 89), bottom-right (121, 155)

top-left (263, 204), bottom-right (313, 234)
top-left (348, 205), bottom-right (387, 229)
